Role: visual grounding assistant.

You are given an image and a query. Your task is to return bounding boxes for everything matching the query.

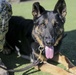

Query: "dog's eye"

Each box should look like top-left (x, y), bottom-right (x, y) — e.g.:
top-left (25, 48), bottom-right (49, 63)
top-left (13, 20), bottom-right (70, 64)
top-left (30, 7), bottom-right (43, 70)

top-left (54, 21), bottom-right (58, 27)
top-left (41, 23), bottom-right (46, 28)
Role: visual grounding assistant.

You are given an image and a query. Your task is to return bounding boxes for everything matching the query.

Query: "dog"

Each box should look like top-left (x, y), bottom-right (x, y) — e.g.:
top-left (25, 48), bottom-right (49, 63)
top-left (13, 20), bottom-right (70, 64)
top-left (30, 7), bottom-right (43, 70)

top-left (3, 16), bottom-right (34, 55)
top-left (3, 0), bottom-right (76, 75)
top-left (31, 0), bottom-right (76, 74)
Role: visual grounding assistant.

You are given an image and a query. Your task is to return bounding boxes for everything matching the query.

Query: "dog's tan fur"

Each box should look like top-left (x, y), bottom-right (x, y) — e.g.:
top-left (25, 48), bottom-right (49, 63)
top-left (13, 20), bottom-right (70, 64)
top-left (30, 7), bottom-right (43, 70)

top-left (32, 26), bottom-right (44, 47)
top-left (52, 53), bottom-right (76, 74)
top-left (54, 35), bottom-right (63, 46)
top-left (33, 48), bottom-right (76, 75)
top-left (34, 52), bottom-right (76, 75)
top-left (37, 62), bottom-right (74, 75)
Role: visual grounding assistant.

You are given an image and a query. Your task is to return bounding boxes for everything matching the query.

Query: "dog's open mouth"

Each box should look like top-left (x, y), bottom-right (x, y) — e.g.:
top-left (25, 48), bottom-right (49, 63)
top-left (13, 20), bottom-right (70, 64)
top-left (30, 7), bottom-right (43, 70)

top-left (45, 46), bottom-right (54, 59)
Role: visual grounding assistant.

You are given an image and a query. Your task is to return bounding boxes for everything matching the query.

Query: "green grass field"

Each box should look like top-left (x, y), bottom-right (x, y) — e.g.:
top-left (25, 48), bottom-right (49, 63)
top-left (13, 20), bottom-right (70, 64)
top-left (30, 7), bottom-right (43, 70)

top-left (0, 0), bottom-right (76, 75)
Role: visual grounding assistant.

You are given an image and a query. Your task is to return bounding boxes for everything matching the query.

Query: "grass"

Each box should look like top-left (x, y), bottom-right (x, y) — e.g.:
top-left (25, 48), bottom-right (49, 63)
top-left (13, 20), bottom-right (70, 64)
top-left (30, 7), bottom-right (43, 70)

top-left (0, 0), bottom-right (76, 75)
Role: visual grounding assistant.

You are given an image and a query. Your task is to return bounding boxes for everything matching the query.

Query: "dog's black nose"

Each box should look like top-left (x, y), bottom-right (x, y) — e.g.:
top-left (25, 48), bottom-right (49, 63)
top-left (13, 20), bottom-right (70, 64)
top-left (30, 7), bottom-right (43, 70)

top-left (46, 40), bottom-right (51, 45)
top-left (46, 39), bottom-right (54, 46)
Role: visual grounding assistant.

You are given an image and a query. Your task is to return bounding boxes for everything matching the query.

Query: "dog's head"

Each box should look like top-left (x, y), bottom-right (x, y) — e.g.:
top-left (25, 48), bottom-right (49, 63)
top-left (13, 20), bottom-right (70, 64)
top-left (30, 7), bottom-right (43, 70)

top-left (32, 0), bottom-right (67, 59)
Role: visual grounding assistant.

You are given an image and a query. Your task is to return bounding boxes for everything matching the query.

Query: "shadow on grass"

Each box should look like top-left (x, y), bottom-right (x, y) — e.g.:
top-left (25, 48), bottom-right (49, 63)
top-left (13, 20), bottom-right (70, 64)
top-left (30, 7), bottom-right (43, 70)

top-left (23, 68), bottom-right (40, 75)
top-left (0, 30), bottom-right (76, 75)
top-left (0, 52), bottom-right (30, 75)
top-left (60, 30), bottom-right (76, 65)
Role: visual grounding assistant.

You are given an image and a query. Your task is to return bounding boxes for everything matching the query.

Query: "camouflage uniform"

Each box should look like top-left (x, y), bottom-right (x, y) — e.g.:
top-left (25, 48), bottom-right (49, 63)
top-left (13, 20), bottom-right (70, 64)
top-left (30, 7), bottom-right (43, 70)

top-left (0, 0), bottom-right (12, 51)
top-left (0, 1), bottom-right (12, 75)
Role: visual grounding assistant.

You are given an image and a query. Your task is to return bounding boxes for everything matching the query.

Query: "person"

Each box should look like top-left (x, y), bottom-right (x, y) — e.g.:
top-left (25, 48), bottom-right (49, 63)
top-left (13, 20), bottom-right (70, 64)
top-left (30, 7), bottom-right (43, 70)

top-left (0, 0), bottom-right (12, 75)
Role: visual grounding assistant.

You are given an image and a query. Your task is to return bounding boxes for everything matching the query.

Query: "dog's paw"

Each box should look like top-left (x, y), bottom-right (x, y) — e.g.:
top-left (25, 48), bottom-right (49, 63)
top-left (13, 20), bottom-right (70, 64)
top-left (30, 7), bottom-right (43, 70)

top-left (2, 47), bottom-right (11, 55)
top-left (69, 67), bottom-right (76, 74)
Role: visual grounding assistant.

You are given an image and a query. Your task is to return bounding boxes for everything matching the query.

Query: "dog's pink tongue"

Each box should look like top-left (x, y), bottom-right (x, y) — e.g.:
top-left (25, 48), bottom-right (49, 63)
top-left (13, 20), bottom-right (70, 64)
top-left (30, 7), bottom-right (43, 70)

top-left (45, 46), bottom-right (54, 59)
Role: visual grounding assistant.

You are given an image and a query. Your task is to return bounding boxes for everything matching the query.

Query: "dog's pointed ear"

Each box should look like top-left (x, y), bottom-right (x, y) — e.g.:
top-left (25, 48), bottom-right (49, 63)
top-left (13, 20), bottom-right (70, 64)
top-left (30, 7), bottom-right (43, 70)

top-left (54, 0), bottom-right (67, 18)
top-left (32, 2), bottom-right (45, 19)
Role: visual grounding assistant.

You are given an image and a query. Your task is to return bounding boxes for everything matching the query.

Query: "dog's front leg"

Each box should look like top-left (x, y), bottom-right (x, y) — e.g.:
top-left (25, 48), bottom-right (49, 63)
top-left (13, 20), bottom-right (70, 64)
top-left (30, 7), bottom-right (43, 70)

top-left (34, 62), bottom-right (74, 75)
top-left (52, 53), bottom-right (76, 74)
